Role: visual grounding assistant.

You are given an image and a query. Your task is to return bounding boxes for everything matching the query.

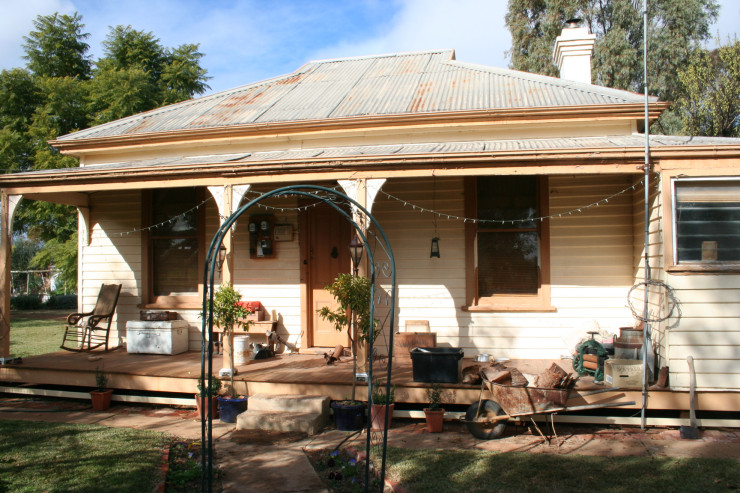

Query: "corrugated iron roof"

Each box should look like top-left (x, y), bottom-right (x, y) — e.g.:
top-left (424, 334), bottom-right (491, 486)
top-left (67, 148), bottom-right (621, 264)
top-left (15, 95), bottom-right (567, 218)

top-left (24, 134), bottom-right (735, 177)
top-left (57, 50), bottom-right (655, 142)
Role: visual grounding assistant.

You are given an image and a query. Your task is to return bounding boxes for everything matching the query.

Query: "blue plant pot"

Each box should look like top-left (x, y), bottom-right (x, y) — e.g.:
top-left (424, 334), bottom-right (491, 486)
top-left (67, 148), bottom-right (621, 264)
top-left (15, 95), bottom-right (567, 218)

top-left (217, 396), bottom-right (248, 423)
top-left (331, 401), bottom-right (366, 431)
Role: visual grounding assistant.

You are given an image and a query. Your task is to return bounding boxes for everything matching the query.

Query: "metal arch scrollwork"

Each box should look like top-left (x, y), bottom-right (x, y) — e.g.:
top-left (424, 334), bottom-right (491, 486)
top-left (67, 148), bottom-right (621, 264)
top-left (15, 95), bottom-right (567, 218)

top-left (200, 184), bottom-right (397, 493)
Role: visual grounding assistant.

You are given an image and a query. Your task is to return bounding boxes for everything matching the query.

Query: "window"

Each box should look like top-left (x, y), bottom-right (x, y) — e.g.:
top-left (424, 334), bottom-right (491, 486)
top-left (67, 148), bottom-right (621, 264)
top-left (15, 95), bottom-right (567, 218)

top-left (673, 179), bottom-right (740, 266)
top-left (145, 187), bottom-right (203, 306)
top-left (465, 176), bottom-right (551, 310)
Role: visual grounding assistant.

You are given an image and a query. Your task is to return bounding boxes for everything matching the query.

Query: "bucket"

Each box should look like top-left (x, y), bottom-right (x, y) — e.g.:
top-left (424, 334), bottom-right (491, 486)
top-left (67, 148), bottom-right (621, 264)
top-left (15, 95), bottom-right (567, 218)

top-left (615, 340), bottom-right (642, 359)
top-left (233, 335), bottom-right (251, 366)
top-left (619, 328), bottom-right (644, 344)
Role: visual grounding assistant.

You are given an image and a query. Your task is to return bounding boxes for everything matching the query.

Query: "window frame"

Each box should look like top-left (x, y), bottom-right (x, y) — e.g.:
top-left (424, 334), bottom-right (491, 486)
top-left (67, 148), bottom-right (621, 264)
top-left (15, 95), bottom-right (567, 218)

top-left (669, 176), bottom-right (740, 273)
top-left (464, 176), bottom-right (553, 312)
top-left (142, 187), bottom-right (205, 308)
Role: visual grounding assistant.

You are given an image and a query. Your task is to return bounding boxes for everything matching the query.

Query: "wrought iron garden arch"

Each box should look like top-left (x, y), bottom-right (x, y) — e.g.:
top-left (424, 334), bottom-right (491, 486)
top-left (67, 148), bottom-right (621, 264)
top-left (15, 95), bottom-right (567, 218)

top-left (199, 184), bottom-right (397, 492)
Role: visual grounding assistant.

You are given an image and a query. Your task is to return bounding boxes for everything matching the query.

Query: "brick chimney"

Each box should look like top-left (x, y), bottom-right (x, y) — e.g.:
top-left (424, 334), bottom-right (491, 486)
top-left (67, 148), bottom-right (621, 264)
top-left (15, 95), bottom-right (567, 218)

top-left (553, 19), bottom-right (596, 84)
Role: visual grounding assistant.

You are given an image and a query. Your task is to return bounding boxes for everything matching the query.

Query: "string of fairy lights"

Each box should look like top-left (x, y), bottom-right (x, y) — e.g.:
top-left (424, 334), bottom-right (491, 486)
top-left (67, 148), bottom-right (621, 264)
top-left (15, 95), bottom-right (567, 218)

top-left (109, 176), bottom-right (650, 237)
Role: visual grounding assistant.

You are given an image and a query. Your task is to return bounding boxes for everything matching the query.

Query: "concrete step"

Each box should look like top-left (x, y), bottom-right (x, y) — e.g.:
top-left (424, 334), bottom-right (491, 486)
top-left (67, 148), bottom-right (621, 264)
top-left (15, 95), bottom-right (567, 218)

top-left (236, 409), bottom-right (329, 435)
top-left (247, 394), bottom-right (329, 414)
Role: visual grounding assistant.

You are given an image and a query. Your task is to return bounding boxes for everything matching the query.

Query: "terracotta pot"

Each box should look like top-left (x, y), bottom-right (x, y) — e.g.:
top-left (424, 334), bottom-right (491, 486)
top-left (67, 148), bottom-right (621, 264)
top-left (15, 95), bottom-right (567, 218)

top-left (90, 389), bottom-right (113, 411)
top-left (371, 403), bottom-right (394, 431)
top-left (195, 394), bottom-right (219, 419)
top-left (424, 408), bottom-right (445, 433)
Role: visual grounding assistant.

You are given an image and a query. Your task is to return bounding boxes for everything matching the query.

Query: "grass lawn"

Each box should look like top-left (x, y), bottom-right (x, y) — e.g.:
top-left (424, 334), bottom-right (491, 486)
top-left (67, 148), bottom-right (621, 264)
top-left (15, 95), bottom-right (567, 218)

top-left (9, 310), bottom-right (68, 357)
top-left (0, 420), bottom-right (168, 493)
top-left (381, 446), bottom-right (740, 492)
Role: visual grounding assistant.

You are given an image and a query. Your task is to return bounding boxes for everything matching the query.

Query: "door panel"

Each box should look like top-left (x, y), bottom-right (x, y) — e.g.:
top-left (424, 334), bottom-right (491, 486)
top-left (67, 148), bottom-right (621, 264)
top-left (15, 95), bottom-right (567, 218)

top-left (309, 204), bottom-right (351, 348)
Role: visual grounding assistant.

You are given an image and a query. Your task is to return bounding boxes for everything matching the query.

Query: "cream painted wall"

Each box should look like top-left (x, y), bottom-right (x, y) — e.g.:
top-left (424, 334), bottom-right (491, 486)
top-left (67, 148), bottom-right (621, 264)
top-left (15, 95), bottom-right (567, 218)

top-left (369, 175), bottom-right (637, 360)
top-left (82, 190), bottom-right (141, 347)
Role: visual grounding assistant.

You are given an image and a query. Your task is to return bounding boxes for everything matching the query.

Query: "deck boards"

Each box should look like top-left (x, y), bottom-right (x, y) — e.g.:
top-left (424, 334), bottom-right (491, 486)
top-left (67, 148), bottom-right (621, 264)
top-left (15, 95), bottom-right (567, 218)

top-left (2, 350), bottom-right (737, 413)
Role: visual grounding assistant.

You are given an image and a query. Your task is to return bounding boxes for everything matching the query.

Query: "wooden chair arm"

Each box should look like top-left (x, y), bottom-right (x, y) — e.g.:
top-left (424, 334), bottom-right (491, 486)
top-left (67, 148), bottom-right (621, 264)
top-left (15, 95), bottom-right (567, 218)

top-left (67, 311), bottom-right (92, 325)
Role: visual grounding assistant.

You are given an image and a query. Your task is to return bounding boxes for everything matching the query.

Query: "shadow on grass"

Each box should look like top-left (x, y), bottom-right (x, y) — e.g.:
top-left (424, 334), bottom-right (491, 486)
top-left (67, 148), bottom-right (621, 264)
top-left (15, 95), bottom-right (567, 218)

top-left (0, 420), bottom-right (167, 493)
top-left (384, 446), bottom-right (739, 493)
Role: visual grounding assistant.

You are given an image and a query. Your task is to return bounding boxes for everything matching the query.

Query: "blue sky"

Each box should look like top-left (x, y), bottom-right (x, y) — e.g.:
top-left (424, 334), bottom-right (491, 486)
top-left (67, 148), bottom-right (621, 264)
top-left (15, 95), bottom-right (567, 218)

top-left (1, 0), bottom-right (738, 96)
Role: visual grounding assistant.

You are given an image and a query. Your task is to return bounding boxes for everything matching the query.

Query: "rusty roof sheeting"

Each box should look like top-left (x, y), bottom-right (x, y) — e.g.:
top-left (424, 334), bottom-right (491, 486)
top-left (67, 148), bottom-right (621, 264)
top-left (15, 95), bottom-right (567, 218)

top-left (57, 50), bottom-right (655, 142)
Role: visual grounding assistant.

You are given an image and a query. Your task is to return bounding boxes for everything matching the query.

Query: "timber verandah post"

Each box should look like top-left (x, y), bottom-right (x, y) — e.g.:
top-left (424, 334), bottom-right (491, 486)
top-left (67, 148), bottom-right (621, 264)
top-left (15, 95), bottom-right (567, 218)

top-left (0, 193), bottom-right (22, 358)
top-left (0, 193), bottom-right (10, 358)
top-left (200, 184), bottom-right (397, 493)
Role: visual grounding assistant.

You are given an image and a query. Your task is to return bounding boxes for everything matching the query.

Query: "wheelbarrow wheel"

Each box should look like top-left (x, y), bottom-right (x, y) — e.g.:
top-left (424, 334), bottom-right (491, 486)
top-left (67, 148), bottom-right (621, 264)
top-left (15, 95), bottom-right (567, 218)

top-left (465, 400), bottom-right (507, 440)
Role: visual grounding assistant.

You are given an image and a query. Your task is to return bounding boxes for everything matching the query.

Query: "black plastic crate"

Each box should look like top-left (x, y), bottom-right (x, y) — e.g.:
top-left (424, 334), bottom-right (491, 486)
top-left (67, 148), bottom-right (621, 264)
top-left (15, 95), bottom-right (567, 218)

top-left (410, 347), bottom-right (464, 383)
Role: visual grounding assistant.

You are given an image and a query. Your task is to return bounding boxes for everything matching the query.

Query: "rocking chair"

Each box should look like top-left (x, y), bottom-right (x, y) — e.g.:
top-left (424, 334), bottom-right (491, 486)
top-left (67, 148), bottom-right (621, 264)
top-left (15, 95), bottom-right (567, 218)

top-left (61, 284), bottom-right (122, 352)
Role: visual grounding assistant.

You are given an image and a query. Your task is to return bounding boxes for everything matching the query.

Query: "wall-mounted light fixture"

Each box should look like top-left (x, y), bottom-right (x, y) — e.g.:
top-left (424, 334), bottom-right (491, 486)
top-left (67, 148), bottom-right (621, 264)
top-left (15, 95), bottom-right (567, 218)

top-left (349, 233), bottom-right (364, 276)
top-left (217, 245), bottom-right (227, 272)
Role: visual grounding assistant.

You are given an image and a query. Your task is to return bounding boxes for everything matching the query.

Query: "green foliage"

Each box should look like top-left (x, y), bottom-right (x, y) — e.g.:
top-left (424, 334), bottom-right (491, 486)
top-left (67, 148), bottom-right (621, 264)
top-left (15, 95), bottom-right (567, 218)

top-left (318, 273), bottom-right (377, 343)
top-left (10, 294), bottom-right (43, 310)
top-left (371, 380), bottom-right (395, 405)
top-left (94, 367), bottom-right (108, 390)
top-left (425, 383), bottom-right (442, 410)
top-left (210, 283), bottom-right (252, 335)
top-left (676, 41), bottom-right (740, 137)
top-left (11, 235), bottom-right (40, 270)
top-left (505, 0), bottom-right (720, 133)
top-left (22, 12), bottom-right (92, 79)
top-left (43, 294), bottom-right (77, 309)
top-left (1, 12), bottom-right (211, 292)
top-left (197, 375), bottom-right (223, 396)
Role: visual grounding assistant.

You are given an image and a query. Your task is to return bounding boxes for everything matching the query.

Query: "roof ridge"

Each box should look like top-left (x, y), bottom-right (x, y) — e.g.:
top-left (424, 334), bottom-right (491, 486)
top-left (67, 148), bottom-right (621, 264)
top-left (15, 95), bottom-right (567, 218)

top-left (303, 49), bottom-right (454, 66)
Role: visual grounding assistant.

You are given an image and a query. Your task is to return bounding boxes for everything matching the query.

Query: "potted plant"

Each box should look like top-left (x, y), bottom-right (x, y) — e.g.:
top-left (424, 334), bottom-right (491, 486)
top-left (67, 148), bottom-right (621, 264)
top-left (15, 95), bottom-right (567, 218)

top-left (370, 379), bottom-right (395, 431)
top-left (196, 375), bottom-right (222, 419)
top-left (209, 283), bottom-right (252, 423)
top-left (90, 367), bottom-right (113, 411)
top-left (209, 284), bottom-right (252, 378)
top-left (318, 273), bottom-right (378, 431)
top-left (423, 383), bottom-right (444, 433)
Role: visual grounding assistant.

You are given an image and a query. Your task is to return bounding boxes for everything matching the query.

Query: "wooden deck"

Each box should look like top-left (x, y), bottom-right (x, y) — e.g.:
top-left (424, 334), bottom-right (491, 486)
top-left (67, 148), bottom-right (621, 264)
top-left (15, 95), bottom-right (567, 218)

top-left (1, 349), bottom-right (737, 415)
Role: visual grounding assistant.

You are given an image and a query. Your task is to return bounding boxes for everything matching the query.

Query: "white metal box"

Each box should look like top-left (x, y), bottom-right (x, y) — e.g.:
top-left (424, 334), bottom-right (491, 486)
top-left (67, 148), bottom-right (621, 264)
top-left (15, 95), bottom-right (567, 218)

top-left (126, 320), bottom-right (189, 355)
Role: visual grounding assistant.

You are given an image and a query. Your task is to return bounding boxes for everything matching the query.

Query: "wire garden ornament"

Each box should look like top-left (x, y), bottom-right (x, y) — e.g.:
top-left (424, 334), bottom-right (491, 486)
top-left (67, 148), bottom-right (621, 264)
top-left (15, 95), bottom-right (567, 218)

top-left (627, 279), bottom-right (682, 329)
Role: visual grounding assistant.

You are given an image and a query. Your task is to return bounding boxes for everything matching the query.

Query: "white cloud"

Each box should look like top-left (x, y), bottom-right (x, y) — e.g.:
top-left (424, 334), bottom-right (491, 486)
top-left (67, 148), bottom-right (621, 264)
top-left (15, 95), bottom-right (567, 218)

top-left (306, 0), bottom-right (512, 69)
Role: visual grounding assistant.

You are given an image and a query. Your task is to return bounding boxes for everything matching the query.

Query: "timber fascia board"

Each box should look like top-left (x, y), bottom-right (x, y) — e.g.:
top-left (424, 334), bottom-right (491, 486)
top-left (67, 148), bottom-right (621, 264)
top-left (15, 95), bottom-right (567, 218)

top-left (50, 103), bottom-right (668, 155)
top-left (4, 141), bottom-right (740, 193)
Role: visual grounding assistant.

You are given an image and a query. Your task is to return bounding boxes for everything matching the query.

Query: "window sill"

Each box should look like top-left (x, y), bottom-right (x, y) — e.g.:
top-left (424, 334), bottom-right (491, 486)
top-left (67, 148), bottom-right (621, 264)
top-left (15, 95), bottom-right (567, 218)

top-left (667, 264), bottom-right (740, 274)
top-left (462, 305), bottom-right (557, 313)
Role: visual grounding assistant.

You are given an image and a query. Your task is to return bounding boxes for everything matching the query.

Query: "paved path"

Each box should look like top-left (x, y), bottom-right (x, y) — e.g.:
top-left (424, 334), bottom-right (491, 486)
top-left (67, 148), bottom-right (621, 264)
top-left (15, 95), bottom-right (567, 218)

top-left (2, 397), bottom-right (739, 492)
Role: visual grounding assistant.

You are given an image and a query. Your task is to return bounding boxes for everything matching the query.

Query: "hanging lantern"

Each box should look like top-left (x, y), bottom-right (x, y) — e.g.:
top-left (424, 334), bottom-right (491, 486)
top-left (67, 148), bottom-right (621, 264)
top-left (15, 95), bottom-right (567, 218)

top-left (430, 236), bottom-right (440, 258)
top-left (217, 245), bottom-right (227, 272)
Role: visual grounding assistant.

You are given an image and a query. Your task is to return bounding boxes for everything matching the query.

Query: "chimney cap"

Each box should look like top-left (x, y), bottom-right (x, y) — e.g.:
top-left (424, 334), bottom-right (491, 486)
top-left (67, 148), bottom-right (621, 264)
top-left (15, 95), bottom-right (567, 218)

top-left (565, 18), bottom-right (582, 28)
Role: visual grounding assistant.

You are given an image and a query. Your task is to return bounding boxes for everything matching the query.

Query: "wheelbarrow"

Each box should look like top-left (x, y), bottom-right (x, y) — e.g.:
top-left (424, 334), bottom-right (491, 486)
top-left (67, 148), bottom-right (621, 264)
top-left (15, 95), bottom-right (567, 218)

top-left (463, 375), bottom-right (635, 440)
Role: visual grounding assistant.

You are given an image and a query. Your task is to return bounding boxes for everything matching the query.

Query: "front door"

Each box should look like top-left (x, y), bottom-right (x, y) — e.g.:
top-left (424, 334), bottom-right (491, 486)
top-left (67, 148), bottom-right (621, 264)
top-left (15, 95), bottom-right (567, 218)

top-left (307, 203), bottom-right (351, 348)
